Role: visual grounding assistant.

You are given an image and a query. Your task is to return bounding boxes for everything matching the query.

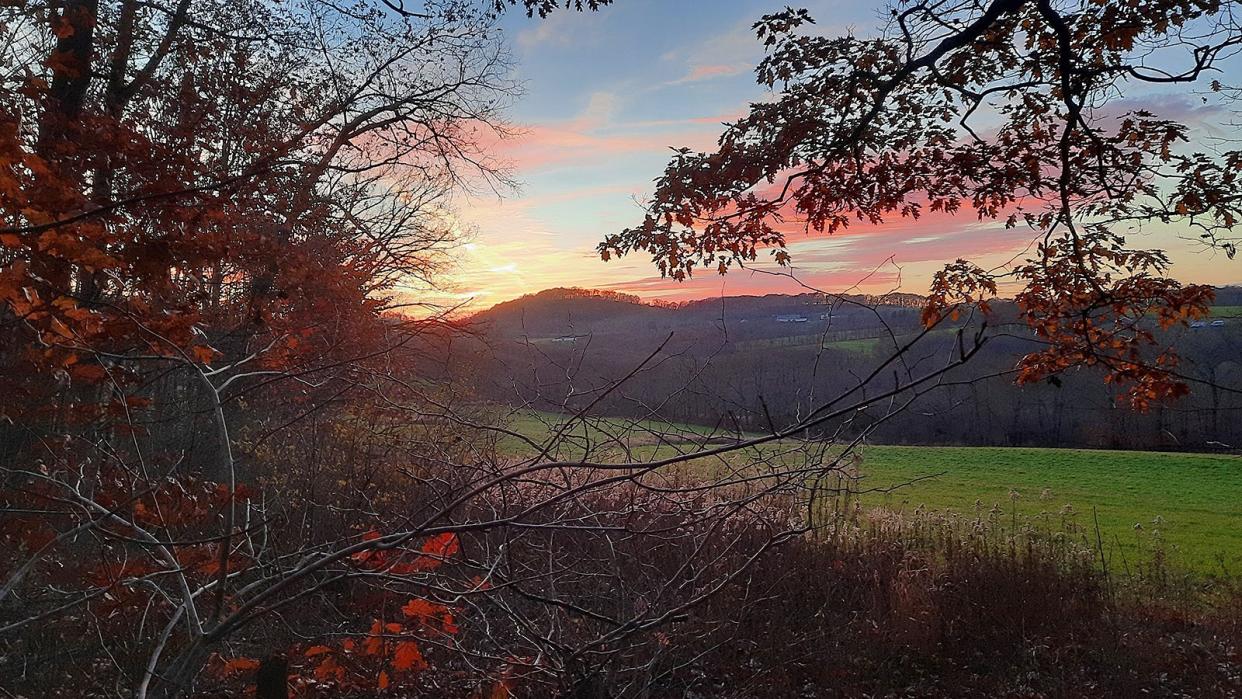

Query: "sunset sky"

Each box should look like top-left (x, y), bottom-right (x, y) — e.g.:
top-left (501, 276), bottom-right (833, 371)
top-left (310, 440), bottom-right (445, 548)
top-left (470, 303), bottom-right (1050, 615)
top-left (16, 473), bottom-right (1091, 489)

top-left (427, 0), bottom-right (1242, 310)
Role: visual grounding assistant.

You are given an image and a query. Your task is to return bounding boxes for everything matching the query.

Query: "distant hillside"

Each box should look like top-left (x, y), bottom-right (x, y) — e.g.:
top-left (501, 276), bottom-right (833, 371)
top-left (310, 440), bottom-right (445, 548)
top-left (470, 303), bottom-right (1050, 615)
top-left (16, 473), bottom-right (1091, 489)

top-left (472, 285), bottom-right (1242, 344)
top-left (479, 287), bottom-right (647, 313)
top-left (454, 286), bottom-right (1242, 452)
top-left (470, 288), bottom-right (936, 344)
top-left (470, 287), bottom-right (670, 337)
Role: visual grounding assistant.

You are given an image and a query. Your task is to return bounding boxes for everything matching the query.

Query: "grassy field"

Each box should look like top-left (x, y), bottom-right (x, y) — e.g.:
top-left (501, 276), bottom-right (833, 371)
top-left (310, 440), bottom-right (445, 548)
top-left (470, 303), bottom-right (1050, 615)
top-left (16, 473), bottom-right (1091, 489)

top-left (493, 411), bottom-right (1241, 575)
top-left (731, 331), bottom-right (882, 353)
top-left (732, 327), bottom-right (958, 353)
top-left (856, 445), bottom-right (1241, 575)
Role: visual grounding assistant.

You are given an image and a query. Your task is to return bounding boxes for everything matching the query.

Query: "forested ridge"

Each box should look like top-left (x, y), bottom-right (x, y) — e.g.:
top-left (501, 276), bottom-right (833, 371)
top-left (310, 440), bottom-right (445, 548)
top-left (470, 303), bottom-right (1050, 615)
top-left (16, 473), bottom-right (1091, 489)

top-left (463, 286), bottom-right (1242, 451)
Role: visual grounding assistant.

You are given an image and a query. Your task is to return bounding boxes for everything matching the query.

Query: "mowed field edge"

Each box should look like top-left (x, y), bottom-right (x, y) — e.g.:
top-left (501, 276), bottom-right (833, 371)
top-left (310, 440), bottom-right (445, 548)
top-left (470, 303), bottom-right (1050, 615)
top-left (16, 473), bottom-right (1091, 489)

top-left (495, 412), bottom-right (1241, 575)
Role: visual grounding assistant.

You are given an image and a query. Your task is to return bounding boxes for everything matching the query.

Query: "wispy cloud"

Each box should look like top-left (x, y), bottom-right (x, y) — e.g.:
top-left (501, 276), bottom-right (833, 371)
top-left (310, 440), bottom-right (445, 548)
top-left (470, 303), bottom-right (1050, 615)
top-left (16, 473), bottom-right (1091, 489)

top-left (489, 92), bottom-right (733, 172)
top-left (513, 8), bottom-right (604, 51)
top-left (666, 63), bottom-right (749, 86)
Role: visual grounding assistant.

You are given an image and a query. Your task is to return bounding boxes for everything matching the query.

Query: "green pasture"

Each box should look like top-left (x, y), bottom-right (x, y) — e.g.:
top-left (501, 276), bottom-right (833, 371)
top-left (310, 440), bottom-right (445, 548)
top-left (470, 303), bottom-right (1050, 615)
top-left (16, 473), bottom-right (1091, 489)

top-left (492, 411), bottom-right (1241, 575)
top-left (856, 445), bottom-right (1240, 575)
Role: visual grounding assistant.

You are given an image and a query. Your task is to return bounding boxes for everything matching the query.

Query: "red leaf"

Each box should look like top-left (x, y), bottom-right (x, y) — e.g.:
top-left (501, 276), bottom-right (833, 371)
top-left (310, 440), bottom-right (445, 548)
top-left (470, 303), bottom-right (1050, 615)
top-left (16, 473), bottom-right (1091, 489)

top-left (221, 657), bottom-right (260, 675)
top-left (401, 598), bottom-right (440, 620)
top-left (364, 619), bottom-right (385, 655)
top-left (421, 532), bottom-right (459, 558)
top-left (351, 530), bottom-right (383, 565)
top-left (313, 655), bottom-right (343, 682)
top-left (391, 641), bottom-right (426, 673)
top-left (191, 344), bottom-right (216, 364)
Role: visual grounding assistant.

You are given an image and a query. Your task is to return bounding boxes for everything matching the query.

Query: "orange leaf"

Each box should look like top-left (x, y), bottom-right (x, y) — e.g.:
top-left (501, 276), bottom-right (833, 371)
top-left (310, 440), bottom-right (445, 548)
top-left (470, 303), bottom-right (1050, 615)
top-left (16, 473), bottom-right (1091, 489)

top-left (421, 532), bottom-right (459, 558)
top-left (192, 345), bottom-right (216, 364)
top-left (364, 619), bottom-right (385, 655)
top-left (314, 656), bottom-right (342, 682)
top-left (222, 657), bottom-right (260, 674)
top-left (401, 598), bottom-right (440, 620)
top-left (69, 363), bottom-right (107, 382)
top-left (391, 641), bottom-right (426, 673)
top-left (351, 530), bottom-right (382, 565)
top-left (378, 670), bottom-right (390, 690)
top-left (304, 645), bottom-right (332, 657)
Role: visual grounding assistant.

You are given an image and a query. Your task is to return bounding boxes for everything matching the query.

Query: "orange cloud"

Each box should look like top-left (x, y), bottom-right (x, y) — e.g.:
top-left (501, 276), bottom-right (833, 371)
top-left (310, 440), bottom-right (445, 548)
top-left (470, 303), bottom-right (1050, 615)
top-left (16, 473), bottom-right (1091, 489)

top-left (493, 120), bottom-right (726, 172)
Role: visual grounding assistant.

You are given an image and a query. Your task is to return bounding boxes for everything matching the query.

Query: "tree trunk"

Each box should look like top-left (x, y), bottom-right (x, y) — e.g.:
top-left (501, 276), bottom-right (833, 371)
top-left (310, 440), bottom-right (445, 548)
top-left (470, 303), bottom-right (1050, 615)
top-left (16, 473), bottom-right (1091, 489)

top-left (149, 640), bottom-right (211, 699)
top-left (255, 655), bottom-right (290, 699)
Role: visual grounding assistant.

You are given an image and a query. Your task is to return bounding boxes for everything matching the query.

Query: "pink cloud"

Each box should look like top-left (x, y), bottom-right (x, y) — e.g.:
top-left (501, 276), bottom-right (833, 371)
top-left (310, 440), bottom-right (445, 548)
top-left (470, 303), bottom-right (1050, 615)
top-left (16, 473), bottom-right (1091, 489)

top-left (597, 266), bottom-right (907, 302)
top-left (492, 118), bottom-right (726, 172)
top-left (593, 210), bottom-right (1043, 303)
top-left (481, 90), bottom-right (738, 173)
